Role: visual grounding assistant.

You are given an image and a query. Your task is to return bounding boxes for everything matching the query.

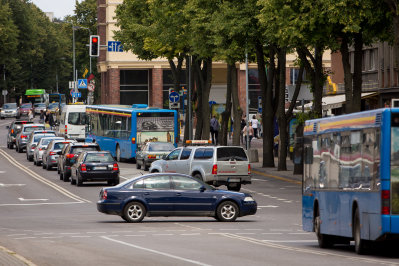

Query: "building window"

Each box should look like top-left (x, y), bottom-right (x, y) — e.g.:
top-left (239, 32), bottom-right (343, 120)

top-left (369, 49), bottom-right (375, 70)
top-left (120, 70), bottom-right (149, 105)
top-left (290, 68), bottom-right (308, 85)
top-left (162, 70), bottom-right (186, 109)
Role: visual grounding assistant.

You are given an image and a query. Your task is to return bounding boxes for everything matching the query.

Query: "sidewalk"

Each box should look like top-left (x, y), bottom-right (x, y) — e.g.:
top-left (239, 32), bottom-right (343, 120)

top-left (0, 246), bottom-right (36, 266)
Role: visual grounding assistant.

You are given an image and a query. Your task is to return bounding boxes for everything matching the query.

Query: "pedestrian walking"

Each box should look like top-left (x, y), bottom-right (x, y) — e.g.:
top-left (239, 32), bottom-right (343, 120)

top-left (251, 115), bottom-right (259, 139)
top-left (210, 115), bottom-right (220, 145)
top-left (49, 112), bottom-right (55, 129)
top-left (242, 122), bottom-right (254, 148)
top-left (39, 110), bottom-right (45, 123)
top-left (240, 116), bottom-right (246, 144)
top-left (28, 109), bottom-right (34, 122)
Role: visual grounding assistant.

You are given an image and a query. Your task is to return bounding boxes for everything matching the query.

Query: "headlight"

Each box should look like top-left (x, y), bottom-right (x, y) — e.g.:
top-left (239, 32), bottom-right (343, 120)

top-left (244, 196), bottom-right (255, 202)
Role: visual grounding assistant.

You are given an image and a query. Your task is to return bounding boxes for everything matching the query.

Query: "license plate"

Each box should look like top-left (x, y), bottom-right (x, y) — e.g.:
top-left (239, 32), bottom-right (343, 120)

top-left (93, 166), bottom-right (107, 170)
top-left (228, 178), bottom-right (240, 182)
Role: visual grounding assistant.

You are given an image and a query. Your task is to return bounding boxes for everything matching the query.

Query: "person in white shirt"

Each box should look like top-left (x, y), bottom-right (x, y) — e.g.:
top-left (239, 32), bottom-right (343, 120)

top-left (250, 115), bottom-right (259, 138)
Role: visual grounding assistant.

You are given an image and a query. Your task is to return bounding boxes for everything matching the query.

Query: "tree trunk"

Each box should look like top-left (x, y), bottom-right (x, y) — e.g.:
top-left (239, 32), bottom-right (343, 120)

top-left (220, 63), bottom-right (233, 145)
top-left (352, 32), bottom-right (363, 113)
top-left (193, 58), bottom-right (203, 140)
top-left (257, 43), bottom-right (274, 167)
top-left (340, 35), bottom-right (353, 113)
top-left (231, 64), bottom-right (242, 146)
top-left (183, 55), bottom-right (191, 143)
top-left (277, 48), bottom-right (287, 171)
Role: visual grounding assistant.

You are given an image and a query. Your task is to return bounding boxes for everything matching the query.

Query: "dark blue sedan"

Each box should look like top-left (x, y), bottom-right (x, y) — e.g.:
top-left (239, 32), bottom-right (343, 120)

top-left (97, 173), bottom-right (257, 222)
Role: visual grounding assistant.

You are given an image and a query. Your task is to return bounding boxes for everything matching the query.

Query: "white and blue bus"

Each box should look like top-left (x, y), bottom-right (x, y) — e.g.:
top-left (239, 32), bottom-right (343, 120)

top-left (303, 108), bottom-right (399, 254)
top-left (85, 104), bottom-right (178, 161)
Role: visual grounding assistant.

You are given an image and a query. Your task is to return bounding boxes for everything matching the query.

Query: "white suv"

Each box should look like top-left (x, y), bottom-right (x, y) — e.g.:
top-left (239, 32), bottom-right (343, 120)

top-left (149, 146), bottom-right (251, 191)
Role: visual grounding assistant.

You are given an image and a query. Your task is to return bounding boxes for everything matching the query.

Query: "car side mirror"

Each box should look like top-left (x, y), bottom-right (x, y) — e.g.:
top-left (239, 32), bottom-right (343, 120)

top-left (199, 186), bottom-right (206, 192)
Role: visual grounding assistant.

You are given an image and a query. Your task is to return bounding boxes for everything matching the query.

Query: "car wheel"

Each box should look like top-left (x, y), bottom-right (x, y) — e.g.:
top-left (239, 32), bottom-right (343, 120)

top-left (123, 202), bottom-right (146, 223)
top-left (315, 209), bottom-right (333, 248)
top-left (59, 171), bottom-right (63, 180)
top-left (37, 160), bottom-right (41, 166)
top-left (28, 155), bottom-right (33, 162)
top-left (151, 169), bottom-right (159, 173)
top-left (193, 173), bottom-right (203, 181)
top-left (116, 145), bottom-right (121, 162)
top-left (26, 153), bottom-right (29, 161)
top-left (63, 170), bottom-right (70, 182)
top-left (9, 143), bottom-right (13, 149)
top-left (136, 160), bottom-right (141, 169)
top-left (144, 160), bottom-right (149, 171)
top-left (227, 183), bottom-right (241, 192)
top-left (216, 201), bottom-right (239, 222)
top-left (76, 176), bottom-right (82, 186)
top-left (7, 142), bottom-right (10, 149)
top-left (33, 158), bottom-right (36, 165)
top-left (18, 146), bottom-right (22, 153)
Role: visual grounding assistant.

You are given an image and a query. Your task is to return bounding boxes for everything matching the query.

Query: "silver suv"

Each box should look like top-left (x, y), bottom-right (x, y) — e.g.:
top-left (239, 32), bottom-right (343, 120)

top-left (149, 146), bottom-right (251, 191)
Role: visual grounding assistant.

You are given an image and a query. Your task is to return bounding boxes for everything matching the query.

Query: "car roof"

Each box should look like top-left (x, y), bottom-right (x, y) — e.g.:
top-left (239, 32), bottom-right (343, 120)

top-left (69, 142), bottom-right (99, 146)
top-left (30, 130), bottom-right (56, 134)
top-left (22, 124), bottom-right (45, 128)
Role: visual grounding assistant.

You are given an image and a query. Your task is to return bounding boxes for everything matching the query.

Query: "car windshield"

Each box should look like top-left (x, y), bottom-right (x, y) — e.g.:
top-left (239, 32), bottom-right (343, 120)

top-left (68, 112), bottom-right (86, 125)
top-left (217, 147), bottom-right (248, 161)
top-left (24, 126), bottom-right (45, 133)
top-left (3, 103), bottom-right (17, 109)
top-left (49, 103), bottom-right (58, 108)
top-left (34, 134), bottom-right (56, 142)
top-left (34, 103), bottom-right (46, 108)
top-left (21, 103), bottom-right (32, 108)
top-left (149, 143), bottom-right (175, 152)
top-left (84, 153), bottom-right (114, 162)
top-left (71, 146), bottom-right (99, 154)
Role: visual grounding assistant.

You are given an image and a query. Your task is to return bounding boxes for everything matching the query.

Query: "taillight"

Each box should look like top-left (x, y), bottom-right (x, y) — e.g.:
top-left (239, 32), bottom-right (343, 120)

top-left (248, 164), bottom-right (251, 175)
top-left (49, 151), bottom-right (56, 156)
top-left (39, 148), bottom-right (43, 151)
top-left (148, 155), bottom-right (156, 159)
top-left (65, 125), bottom-right (67, 134)
top-left (382, 190), bottom-right (390, 214)
top-left (21, 135), bottom-right (27, 139)
top-left (113, 163), bottom-right (119, 171)
top-left (66, 154), bottom-right (75, 159)
top-left (212, 164), bottom-right (217, 175)
top-left (102, 189), bottom-right (107, 200)
top-left (131, 137), bottom-right (136, 144)
top-left (80, 164), bottom-right (87, 171)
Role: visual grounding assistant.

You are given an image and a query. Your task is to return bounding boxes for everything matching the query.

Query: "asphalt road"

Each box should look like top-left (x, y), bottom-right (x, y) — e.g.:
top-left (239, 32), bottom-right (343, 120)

top-left (0, 118), bottom-right (398, 265)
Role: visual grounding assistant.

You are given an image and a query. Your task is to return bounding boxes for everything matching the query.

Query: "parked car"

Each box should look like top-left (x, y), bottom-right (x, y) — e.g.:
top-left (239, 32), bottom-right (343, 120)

top-left (0, 103), bottom-right (19, 119)
top-left (18, 103), bottom-right (33, 117)
top-left (6, 120), bottom-right (33, 149)
top-left (25, 131), bottom-right (57, 161)
top-left (96, 173), bottom-right (257, 223)
top-left (58, 142), bottom-right (101, 182)
top-left (15, 124), bottom-right (46, 153)
top-left (70, 151), bottom-right (119, 186)
top-left (33, 137), bottom-right (64, 166)
top-left (136, 142), bottom-right (175, 171)
top-left (33, 103), bottom-right (46, 115)
top-left (149, 144), bottom-right (251, 191)
top-left (42, 139), bottom-right (74, 170)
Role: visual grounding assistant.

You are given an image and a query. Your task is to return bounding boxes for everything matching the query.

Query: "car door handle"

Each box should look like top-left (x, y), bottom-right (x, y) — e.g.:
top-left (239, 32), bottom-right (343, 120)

top-left (144, 192), bottom-right (150, 195)
top-left (175, 193), bottom-right (181, 196)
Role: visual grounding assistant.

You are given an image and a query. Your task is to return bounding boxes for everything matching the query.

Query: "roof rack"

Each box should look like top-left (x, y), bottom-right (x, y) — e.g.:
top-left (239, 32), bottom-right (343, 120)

top-left (184, 140), bottom-right (212, 146)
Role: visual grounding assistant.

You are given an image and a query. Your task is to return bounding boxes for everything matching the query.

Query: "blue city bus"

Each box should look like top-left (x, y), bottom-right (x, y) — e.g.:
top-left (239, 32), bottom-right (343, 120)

top-left (85, 104), bottom-right (178, 161)
top-left (302, 108), bottom-right (399, 254)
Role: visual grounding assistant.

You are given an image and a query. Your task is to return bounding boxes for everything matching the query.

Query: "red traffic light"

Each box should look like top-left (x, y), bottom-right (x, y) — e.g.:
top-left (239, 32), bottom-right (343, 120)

top-left (92, 37), bottom-right (98, 43)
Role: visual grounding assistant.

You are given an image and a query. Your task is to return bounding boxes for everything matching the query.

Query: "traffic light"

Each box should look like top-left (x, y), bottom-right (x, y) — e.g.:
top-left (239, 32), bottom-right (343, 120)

top-left (90, 35), bottom-right (100, 57)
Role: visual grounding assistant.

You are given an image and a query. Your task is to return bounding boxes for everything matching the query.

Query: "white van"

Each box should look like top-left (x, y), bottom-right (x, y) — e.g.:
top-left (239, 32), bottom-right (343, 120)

top-left (58, 104), bottom-right (87, 140)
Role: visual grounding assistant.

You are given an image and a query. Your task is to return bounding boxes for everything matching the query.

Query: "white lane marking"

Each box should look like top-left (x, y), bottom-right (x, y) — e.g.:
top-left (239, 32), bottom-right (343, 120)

top-left (180, 233), bottom-right (201, 236)
top-left (289, 232), bottom-right (312, 235)
top-left (7, 234), bottom-right (27, 236)
top-left (236, 233), bottom-right (255, 235)
top-left (0, 202), bottom-right (85, 207)
top-left (0, 183), bottom-right (25, 187)
top-left (41, 236), bottom-right (64, 239)
top-left (60, 233), bottom-right (80, 235)
top-left (120, 175), bottom-right (128, 180)
top-left (251, 178), bottom-right (269, 182)
top-left (101, 236), bottom-right (212, 266)
top-left (257, 205), bottom-right (278, 208)
top-left (262, 240), bottom-right (318, 243)
top-left (125, 234), bottom-right (146, 237)
top-left (0, 149), bottom-right (90, 203)
top-left (174, 223), bottom-right (204, 231)
top-left (14, 237), bottom-right (36, 240)
top-left (0, 171), bottom-right (6, 174)
top-left (18, 198), bottom-right (48, 202)
top-left (153, 234), bottom-right (173, 236)
top-left (261, 233), bottom-right (283, 235)
top-left (71, 235), bottom-right (92, 238)
top-left (219, 233), bottom-right (399, 265)
top-left (87, 232), bottom-right (106, 234)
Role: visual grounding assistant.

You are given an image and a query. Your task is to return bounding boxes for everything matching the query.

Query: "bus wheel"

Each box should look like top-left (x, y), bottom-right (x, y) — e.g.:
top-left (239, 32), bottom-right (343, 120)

top-left (116, 145), bottom-right (121, 162)
top-left (315, 212), bottom-right (333, 248)
top-left (354, 210), bottom-right (367, 254)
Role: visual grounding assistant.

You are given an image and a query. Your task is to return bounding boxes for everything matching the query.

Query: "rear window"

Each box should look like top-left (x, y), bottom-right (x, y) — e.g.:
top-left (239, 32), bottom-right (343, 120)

top-left (68, 112), bottom-right (86, 125)
top-left (54, 143), bottom-right (68, 150)
top-left (40, 138), bottom-right (54, 145)
top-left (71, 146), bottom-right (100, 154)
top-left (84, 153), bottom-right (114, 162)
top-left (24, 126), bottom-right (45, 133)
top-left (194, 148), bottom-right (214, 159)
top-left (217, 147), bottom-right (248, 161)
top-left (148, 143), bottom-right (175, 152)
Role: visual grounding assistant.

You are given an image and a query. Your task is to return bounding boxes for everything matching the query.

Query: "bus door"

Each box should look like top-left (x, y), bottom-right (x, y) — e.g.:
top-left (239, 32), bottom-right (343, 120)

top-left (302, 136), bottom-right (315, 232)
